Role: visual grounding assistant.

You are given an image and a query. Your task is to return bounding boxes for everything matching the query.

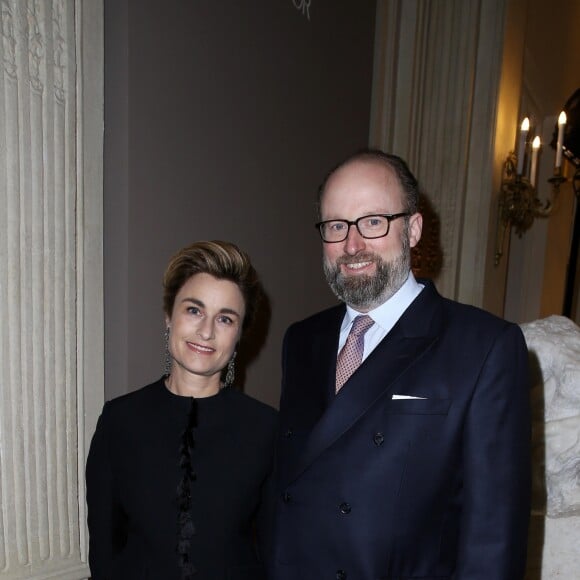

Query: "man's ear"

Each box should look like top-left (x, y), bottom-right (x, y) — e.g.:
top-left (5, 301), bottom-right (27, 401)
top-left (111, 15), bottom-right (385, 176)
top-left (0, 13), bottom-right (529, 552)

top-left (408, 213), bottom-right (423, 248)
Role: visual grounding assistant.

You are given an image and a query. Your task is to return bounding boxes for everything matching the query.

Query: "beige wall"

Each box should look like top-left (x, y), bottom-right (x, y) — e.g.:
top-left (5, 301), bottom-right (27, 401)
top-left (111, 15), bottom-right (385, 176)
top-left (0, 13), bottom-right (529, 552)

top-left (534, 0), bottom-right (580, 321)
top-left (501, 0), bottom-right (580, 324)
top-left (482, 0), bottom-right (527, 316)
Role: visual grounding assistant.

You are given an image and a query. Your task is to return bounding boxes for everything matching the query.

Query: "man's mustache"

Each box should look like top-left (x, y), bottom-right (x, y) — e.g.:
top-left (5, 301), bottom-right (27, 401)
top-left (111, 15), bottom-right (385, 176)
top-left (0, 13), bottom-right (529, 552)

top-left (335, 252), bottom-right (381, 267)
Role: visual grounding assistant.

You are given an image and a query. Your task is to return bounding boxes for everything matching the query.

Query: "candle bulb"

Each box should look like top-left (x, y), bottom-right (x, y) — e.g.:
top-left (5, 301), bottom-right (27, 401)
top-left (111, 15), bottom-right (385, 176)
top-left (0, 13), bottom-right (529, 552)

top-left (517, 117), bottom-right (529, 175)
top-left (530, 136), bottom-right (540, 187)
top-left (555, 111), bottom-right (567, 168)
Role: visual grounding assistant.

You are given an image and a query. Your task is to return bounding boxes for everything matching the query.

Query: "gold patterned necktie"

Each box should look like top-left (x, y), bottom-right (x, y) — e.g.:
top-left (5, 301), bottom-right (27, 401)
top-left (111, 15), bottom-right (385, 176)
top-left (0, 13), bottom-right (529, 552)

top-left (335, 315), bottom-right (374, 393)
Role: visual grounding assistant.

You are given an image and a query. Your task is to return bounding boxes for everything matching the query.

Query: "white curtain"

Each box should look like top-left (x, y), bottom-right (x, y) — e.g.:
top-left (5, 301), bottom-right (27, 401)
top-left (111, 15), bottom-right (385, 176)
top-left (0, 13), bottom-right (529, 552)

top-left (370, 0), bottom-right (509, 306)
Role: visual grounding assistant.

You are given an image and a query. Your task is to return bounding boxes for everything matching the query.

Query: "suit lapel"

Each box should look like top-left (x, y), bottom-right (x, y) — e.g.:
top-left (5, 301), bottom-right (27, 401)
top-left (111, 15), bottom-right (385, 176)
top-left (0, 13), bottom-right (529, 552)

top-left (286, 280), bottom-right (442, 484)
top-left (279, 305), bottom-right (344, 431)
top-left (311, 308), bottom-right (343, 405)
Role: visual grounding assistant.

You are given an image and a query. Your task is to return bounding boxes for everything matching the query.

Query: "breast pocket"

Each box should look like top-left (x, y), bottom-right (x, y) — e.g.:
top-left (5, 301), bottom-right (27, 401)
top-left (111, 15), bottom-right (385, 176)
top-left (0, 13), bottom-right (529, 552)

top-left (378, 398), bottom-right (452, 450)
top-left (387, 397), bottom-right (451, 415)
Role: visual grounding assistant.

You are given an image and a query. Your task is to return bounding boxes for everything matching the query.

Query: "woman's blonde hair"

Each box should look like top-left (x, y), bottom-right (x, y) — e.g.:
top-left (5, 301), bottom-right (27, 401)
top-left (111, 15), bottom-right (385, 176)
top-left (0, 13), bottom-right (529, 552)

top-left (163, 240), bottom-right (261, 331)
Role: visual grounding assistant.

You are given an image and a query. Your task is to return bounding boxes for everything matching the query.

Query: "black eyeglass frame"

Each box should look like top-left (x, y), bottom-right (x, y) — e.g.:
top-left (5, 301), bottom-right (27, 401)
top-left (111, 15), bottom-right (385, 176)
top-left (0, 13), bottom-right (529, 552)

top-left (315, 212), bottom-right (410, 243)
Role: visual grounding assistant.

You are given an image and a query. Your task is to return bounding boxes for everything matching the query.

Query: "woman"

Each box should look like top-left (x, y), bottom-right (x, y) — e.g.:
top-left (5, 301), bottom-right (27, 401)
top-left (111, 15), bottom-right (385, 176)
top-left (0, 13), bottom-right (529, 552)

top-left (86, 241), bottom-right (278, 580)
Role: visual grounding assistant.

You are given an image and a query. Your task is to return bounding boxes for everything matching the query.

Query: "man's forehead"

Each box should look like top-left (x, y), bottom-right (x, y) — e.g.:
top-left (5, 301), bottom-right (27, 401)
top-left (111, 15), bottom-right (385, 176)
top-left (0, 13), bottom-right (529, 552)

top-left (324, 159), bottom-right (402, 199)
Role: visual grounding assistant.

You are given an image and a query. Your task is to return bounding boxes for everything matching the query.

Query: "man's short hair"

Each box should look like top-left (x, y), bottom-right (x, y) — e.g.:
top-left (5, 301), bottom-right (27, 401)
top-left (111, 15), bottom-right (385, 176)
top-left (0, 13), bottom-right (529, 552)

top-left (316, 149), bottom-right (420, 219)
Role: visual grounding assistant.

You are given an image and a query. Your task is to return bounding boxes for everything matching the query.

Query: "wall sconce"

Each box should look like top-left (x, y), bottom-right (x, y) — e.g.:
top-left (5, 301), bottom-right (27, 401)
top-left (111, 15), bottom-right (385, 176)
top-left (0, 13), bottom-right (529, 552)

top-left (494, 113), bottom-right (568, 265)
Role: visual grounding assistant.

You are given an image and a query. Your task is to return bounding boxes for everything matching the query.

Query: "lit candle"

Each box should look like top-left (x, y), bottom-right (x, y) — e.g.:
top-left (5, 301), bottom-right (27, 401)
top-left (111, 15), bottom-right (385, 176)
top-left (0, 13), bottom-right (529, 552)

top-left (517, 117), bottom-right (529, 175)
top-left (530, 136), bottom-right (540, 187)
top-left (555, 111), bottom-right (567, 168)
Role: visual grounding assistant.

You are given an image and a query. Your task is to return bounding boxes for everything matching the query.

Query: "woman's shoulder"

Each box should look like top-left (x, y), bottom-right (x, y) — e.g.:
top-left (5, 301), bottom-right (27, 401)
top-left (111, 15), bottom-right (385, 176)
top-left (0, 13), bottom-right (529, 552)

top-left (222, 387), bottom-right (278, 423)
top-left (101, 378), bottom-right (167, 419)
top-left (224, 386), bottom-right (276, 409)
top-left (89, 379), bottom-right (173, 447)
top-left (220, 388), bottom-right (278, 448)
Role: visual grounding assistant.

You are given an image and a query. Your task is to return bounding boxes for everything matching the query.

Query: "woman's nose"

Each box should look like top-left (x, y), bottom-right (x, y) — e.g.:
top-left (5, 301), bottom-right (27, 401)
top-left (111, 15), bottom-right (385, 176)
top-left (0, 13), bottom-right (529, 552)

top-left (196, 317), bottom-right (215, 340)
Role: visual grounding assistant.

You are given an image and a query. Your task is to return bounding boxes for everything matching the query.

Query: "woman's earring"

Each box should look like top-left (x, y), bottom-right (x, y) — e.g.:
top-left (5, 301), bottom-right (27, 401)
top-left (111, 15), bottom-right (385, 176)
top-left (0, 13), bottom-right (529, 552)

top-left (224, 351), bottom-right (236, 387)
top-left (164, 327), bottom-right (172, 376)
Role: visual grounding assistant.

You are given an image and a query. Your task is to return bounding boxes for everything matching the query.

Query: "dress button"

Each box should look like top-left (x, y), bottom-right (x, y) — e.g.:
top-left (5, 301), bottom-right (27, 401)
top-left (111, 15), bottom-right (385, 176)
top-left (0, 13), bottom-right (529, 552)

top-left (336, 570), bottom-right (347, 579)
top-left (282, 492), bottom-right (292, 503)
top-left (373, 432), bottom-right (384, 446)
top-left (338, 502), bottom-right (351, 514)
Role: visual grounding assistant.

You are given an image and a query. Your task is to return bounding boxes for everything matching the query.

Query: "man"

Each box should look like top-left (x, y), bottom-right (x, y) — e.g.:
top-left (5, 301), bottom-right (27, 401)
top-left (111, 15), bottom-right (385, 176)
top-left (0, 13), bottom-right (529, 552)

top-left (270, 150), bottom-right (531, 579)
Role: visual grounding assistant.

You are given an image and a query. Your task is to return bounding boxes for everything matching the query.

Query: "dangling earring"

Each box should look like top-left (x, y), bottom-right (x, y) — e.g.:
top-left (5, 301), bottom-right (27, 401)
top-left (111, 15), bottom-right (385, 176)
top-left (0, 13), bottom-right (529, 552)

top-left (224, 351), bottom-right (236, 387)
top-left (164, 327), bottom-right (172, 376)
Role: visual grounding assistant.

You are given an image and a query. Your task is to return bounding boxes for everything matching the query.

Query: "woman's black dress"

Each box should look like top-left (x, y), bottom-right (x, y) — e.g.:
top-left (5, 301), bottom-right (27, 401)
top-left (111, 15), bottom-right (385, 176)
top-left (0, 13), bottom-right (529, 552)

top-left (86, 378), bottom-right (278, 579)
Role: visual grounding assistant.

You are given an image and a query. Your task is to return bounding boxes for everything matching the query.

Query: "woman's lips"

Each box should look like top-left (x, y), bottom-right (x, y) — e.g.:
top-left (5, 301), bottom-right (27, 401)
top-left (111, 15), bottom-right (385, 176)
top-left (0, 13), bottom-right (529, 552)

top-left (186, 341), bottom-right (215, 354)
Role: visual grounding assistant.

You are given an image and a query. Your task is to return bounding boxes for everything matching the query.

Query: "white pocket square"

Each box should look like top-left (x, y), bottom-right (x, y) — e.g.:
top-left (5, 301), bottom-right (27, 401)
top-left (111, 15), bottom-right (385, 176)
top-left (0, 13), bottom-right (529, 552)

top-left (392, 394), bottom-right (427, 400)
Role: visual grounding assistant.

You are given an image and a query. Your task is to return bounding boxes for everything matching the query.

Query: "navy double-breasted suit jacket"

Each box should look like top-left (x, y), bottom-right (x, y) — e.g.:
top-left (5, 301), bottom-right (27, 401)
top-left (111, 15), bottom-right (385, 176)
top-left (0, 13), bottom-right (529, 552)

top-left (270, 280), bottom-right (531, 580)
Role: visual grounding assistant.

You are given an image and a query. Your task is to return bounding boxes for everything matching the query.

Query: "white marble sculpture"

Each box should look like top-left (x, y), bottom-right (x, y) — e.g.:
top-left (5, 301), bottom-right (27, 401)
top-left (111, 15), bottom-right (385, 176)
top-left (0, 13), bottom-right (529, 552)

top-left (520, 315), bottom-right (580, 579)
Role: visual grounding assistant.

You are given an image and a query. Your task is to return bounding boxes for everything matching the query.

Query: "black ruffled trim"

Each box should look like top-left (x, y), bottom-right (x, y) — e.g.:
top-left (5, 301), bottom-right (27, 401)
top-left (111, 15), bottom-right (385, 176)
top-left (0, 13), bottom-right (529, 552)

top-left (177, 397), bottom-right (197, 578)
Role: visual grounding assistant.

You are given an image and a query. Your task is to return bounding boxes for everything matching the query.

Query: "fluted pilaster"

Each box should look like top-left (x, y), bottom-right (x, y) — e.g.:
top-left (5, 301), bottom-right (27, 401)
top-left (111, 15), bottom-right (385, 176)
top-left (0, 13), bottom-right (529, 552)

top-left (0, 1), bottom-right (102, 578)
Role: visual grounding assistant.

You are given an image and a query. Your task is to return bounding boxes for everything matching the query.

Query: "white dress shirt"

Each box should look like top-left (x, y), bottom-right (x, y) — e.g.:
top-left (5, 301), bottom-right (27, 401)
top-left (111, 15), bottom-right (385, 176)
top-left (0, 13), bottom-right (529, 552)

top-left (337, 272), bottom-right (424, 361)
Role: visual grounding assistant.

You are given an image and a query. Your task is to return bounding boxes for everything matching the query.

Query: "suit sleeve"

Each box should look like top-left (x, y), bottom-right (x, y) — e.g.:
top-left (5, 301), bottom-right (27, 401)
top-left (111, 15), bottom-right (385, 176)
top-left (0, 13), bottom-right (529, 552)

top-left (279, 325), bottom-right (293, 398)
top-left (457, 323), bottom-right (531, 579)
top-left (86, 403), bottom-right (127, 579)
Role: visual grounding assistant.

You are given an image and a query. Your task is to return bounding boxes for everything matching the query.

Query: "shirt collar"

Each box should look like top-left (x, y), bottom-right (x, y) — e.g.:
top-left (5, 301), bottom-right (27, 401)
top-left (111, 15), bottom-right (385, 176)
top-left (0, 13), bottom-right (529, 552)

top-left (342, 272), bottom-right (424, 332)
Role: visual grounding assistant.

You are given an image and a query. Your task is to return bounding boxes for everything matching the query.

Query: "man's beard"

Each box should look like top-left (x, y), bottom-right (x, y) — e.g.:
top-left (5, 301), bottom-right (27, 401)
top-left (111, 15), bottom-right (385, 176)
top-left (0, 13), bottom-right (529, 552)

top-left (323, 235), bottom-right (411, 311)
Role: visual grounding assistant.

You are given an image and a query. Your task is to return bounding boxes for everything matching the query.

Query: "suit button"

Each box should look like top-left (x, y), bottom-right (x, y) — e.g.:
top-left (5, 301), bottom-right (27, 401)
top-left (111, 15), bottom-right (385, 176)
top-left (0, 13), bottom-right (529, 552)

top-left (282, 492), bottom-right (292, 503)
top-left (336, 570), bottom-right (347, 579)
top-left (283, 428), bottom-right (293, 438)
top-left (338, 502), bottom-right (351, 514)
top-left (373, 432), bottom-right (384, 446)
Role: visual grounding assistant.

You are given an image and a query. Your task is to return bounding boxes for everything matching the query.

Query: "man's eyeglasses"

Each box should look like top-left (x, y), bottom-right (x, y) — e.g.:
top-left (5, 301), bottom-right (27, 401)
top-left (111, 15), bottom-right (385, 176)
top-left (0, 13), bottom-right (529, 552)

top-left (315, 213), bottom-right (410, 243)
